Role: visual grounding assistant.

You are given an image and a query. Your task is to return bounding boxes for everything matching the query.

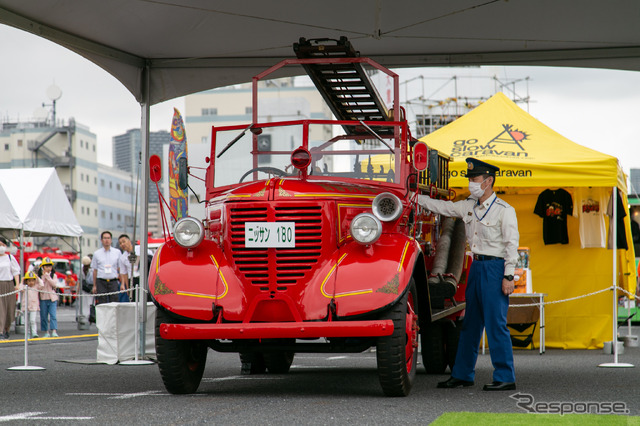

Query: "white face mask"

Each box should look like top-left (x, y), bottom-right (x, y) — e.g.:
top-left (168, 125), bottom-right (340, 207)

top-left (468, 181), bottom-right (486, 199)
top-left (0, 246), bottom-right (6, 255)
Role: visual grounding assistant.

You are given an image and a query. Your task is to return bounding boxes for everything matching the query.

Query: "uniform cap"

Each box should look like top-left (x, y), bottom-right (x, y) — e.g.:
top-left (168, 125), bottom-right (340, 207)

top-left (24, 271), bottom-right (38, 280)
top-left (41, 257), bottom-right (54, 267)
top-left (82, 256), bottom-right (91, 266)
top-left (465, 157), bottom-right (500, 178)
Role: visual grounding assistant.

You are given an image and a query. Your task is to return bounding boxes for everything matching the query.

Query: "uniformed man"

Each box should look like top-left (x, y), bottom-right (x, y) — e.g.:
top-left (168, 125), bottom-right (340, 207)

top-left (417, 157), bottom-right (519, 391)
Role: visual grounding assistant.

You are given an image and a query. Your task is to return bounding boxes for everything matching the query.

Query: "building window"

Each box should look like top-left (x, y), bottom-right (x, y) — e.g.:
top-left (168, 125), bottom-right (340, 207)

top-left (201, 107), bottom-right (218, 116)
top-left (4, 144), bottom-right (9, 151)
top-left (80, 173), bottom-right (84, 181)
top-left (116, 183), bottom-right (121, 191)
top-left (81, 206), bottom-right (85, 214)
top-left (94, 177), bottom-right (97, 185)
top-left (110, 212), bottom-right (113, 220)
top-left (80, 140), bottom-right (84, 148)
top-left (245, 107), bottom-right (252, 114)
top-left (117, 214), bottom-right (121, 221)
top-left (93, 145), bottom-right (95, 152)
top-left (17, 140), bottom-right (23, 147)
top-left (101, 211), bottom-right (105, 219)
top-left (100, 179), bottom-right (105, 187)
top-left (95, 209), bottom-right (98, 217)
top-left (109, 182), bottom-right (112, 189)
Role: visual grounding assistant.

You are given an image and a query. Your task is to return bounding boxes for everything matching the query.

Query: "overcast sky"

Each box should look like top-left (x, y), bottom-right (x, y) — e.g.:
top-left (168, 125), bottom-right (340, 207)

top-left (3, 25), bottom-right (640, 185)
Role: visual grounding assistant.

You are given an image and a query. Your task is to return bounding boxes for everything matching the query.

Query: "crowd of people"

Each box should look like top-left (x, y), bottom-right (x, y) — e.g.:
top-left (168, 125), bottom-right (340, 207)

top-left (0, 231), bottom-right (148, 340)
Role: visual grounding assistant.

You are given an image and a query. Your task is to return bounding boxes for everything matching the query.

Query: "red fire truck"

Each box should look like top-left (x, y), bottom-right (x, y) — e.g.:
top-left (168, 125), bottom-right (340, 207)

top-left (150, 38), bottom-right (470, 396)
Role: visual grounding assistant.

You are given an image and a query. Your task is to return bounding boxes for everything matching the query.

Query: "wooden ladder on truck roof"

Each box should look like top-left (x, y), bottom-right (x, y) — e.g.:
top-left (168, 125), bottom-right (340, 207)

top-left (293, 37), bottom-right (394, 136)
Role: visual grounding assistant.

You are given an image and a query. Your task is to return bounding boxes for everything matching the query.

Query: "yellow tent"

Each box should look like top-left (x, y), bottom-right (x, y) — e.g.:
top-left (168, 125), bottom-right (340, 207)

top-left (421, 92), bottom-right (636, 349)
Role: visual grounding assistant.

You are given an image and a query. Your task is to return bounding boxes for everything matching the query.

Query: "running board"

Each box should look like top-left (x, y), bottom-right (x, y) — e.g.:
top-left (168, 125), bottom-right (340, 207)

top-left (431, 302), bottom-right (466, 322)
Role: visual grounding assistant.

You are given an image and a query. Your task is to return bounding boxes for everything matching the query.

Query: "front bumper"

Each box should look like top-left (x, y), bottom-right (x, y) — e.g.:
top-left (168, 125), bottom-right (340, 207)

top-left (160, 319), bottom-right (394, 340)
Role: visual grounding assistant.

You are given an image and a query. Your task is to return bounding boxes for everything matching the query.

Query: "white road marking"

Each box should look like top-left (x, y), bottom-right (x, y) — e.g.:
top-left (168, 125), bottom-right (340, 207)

top-left (66, 390), bottom-right (168, 399)
top-left (202, 376), bottom-right (285, 382)
top-left (0, 412), bottom-right (92, 422)
top-left (290, 365), bottom-right (341, 369)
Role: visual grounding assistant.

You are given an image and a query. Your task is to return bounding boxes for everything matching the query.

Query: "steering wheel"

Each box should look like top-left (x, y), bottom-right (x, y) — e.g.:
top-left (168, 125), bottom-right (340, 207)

top-left (239, 166), bottom-right (288, 183)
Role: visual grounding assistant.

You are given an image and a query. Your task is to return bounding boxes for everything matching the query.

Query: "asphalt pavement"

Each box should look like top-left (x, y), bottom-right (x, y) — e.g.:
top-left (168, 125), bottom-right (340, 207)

top-left (0, 305), bottom-right (638, 424)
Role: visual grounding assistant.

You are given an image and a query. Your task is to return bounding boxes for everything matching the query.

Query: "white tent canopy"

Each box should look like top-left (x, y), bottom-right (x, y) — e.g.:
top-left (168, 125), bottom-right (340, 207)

top-left (1, 1), bottom-right (640, 105)
top-left (0, 168), bottom-right (83, 237)
top-left (0, 183), bottom-right (20, 231)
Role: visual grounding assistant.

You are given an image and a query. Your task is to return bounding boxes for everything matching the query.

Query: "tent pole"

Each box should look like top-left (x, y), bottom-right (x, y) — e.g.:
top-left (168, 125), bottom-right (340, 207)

top-left (599, 186), bottom-right (633, 368)
top-left (138, 63), bottom-right (151, 362)
top-left (77, 236), bottom-right (82, 320)
top-left (8, 226), bottom-right (44, 371)
top-left (122, 63), bottom-right (153, 366)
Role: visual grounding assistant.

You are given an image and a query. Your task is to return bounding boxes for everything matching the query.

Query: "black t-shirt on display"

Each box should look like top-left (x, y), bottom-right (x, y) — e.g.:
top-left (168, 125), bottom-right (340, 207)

top-left (534, 188), bottom-right (574, 245)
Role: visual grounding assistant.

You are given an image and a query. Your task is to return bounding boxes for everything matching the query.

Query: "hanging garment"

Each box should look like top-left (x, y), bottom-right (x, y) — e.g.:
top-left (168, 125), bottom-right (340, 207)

top-left (573, 187), bottom-right (607, 249)
top-left (533, 188), bottom-right (573, 245)
top-left (607, 190), bottom-right (628, 250)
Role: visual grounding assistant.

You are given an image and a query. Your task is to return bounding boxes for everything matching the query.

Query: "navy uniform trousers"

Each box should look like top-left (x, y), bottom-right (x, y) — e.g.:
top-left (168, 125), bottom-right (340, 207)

top-left (451, 258), bottom-right (515, 383)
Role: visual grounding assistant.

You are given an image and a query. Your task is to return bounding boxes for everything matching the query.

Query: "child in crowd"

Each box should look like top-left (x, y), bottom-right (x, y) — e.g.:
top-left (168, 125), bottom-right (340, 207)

top-left (19, 271), bottom-right (44, 339)
top-left (39, 257), bottom-right (59, 338)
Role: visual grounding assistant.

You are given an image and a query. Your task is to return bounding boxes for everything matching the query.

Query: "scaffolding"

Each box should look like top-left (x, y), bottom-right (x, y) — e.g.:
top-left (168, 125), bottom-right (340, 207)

top-left (400, 73), bottom-right (531, 139)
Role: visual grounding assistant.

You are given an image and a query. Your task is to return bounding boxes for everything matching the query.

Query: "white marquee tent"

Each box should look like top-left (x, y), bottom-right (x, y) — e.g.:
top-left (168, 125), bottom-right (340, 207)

top-left (0, 168), bottom-right (83, 238)
top-left (0, 183), bottom-right (20, 231)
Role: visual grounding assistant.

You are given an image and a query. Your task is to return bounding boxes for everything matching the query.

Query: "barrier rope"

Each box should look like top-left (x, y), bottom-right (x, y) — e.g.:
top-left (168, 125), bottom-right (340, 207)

top-left (507, 286), bottom-right (636, 308)
top-left (0, 287), bottom-right (149, 299)
top-left (0, 284), bottom-right (635, 307)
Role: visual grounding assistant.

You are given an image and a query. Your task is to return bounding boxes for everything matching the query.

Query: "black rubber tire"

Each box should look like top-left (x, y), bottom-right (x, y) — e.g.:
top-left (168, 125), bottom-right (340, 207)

top-left (376, 280), bottom-right (418, 397)
top-left (444, 319), bottom-right (462, 372)
top-left (239, 351), bottom-right (266, 375)
top-left (263, 351), bottom-right (295, 374)
top-left (421, 320), bottom-right (447, 374)
top-left (155, 309), bottom-right (208, 394)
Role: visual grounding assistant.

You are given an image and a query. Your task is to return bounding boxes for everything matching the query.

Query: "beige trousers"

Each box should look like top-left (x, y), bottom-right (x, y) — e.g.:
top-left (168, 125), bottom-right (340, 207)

top-left (0, 280), bottom-right (16, 333)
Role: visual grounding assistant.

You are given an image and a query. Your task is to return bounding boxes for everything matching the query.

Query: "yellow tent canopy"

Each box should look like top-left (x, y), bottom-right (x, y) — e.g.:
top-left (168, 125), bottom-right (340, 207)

top-left (428, 92), bottom-right (627, 191)
top-left (421, 92), bottom-right (636, 349)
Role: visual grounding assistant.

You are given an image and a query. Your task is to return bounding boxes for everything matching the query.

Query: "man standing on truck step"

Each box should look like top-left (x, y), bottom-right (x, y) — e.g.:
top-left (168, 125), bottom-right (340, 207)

top-left (417, 157), bottom-right (519, 391)
top-left (91, 231), bottom-right (122, 305)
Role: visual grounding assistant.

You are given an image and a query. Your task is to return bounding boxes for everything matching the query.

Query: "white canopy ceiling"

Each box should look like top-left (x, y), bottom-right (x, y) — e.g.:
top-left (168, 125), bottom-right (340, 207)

top-left (0, 168), bottom-right (83, 237)
top-left (1, 0), bottom-right (639, 105)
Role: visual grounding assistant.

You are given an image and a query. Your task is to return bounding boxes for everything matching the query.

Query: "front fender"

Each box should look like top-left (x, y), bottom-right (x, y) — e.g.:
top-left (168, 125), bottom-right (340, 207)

top-left (149, 240), bottom-right (247, 321)
top-left (309, 234), bottom-right (421, 318)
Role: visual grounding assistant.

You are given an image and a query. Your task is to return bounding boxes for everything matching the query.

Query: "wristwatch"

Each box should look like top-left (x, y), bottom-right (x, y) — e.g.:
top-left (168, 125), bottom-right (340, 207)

top-left (503, 274), bottom-right (514, 281)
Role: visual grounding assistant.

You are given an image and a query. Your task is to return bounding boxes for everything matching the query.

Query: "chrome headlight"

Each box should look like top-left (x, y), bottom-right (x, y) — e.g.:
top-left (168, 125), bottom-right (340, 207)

top-left (372, 192), bottom-right (403, 222)
top-left (173, 217), bottom-right (204, 248)
top-left (350, 213), bottom-right (382, 245)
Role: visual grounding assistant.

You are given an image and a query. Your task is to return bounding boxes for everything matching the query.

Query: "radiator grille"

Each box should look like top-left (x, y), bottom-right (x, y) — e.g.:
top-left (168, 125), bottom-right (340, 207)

top-left (229, 204), bottom-right (324, 289)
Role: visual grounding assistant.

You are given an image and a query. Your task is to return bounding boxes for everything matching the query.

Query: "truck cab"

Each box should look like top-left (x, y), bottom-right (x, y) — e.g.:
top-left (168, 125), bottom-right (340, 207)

top-left (151, 38), bottom-right (469, 397)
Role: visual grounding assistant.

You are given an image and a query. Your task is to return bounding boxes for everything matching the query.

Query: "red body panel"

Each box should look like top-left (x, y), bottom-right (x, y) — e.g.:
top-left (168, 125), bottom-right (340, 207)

top-left (160, 320), bottom-right (394, 340)
top-left (151, 181), bottom-right (421, 326)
